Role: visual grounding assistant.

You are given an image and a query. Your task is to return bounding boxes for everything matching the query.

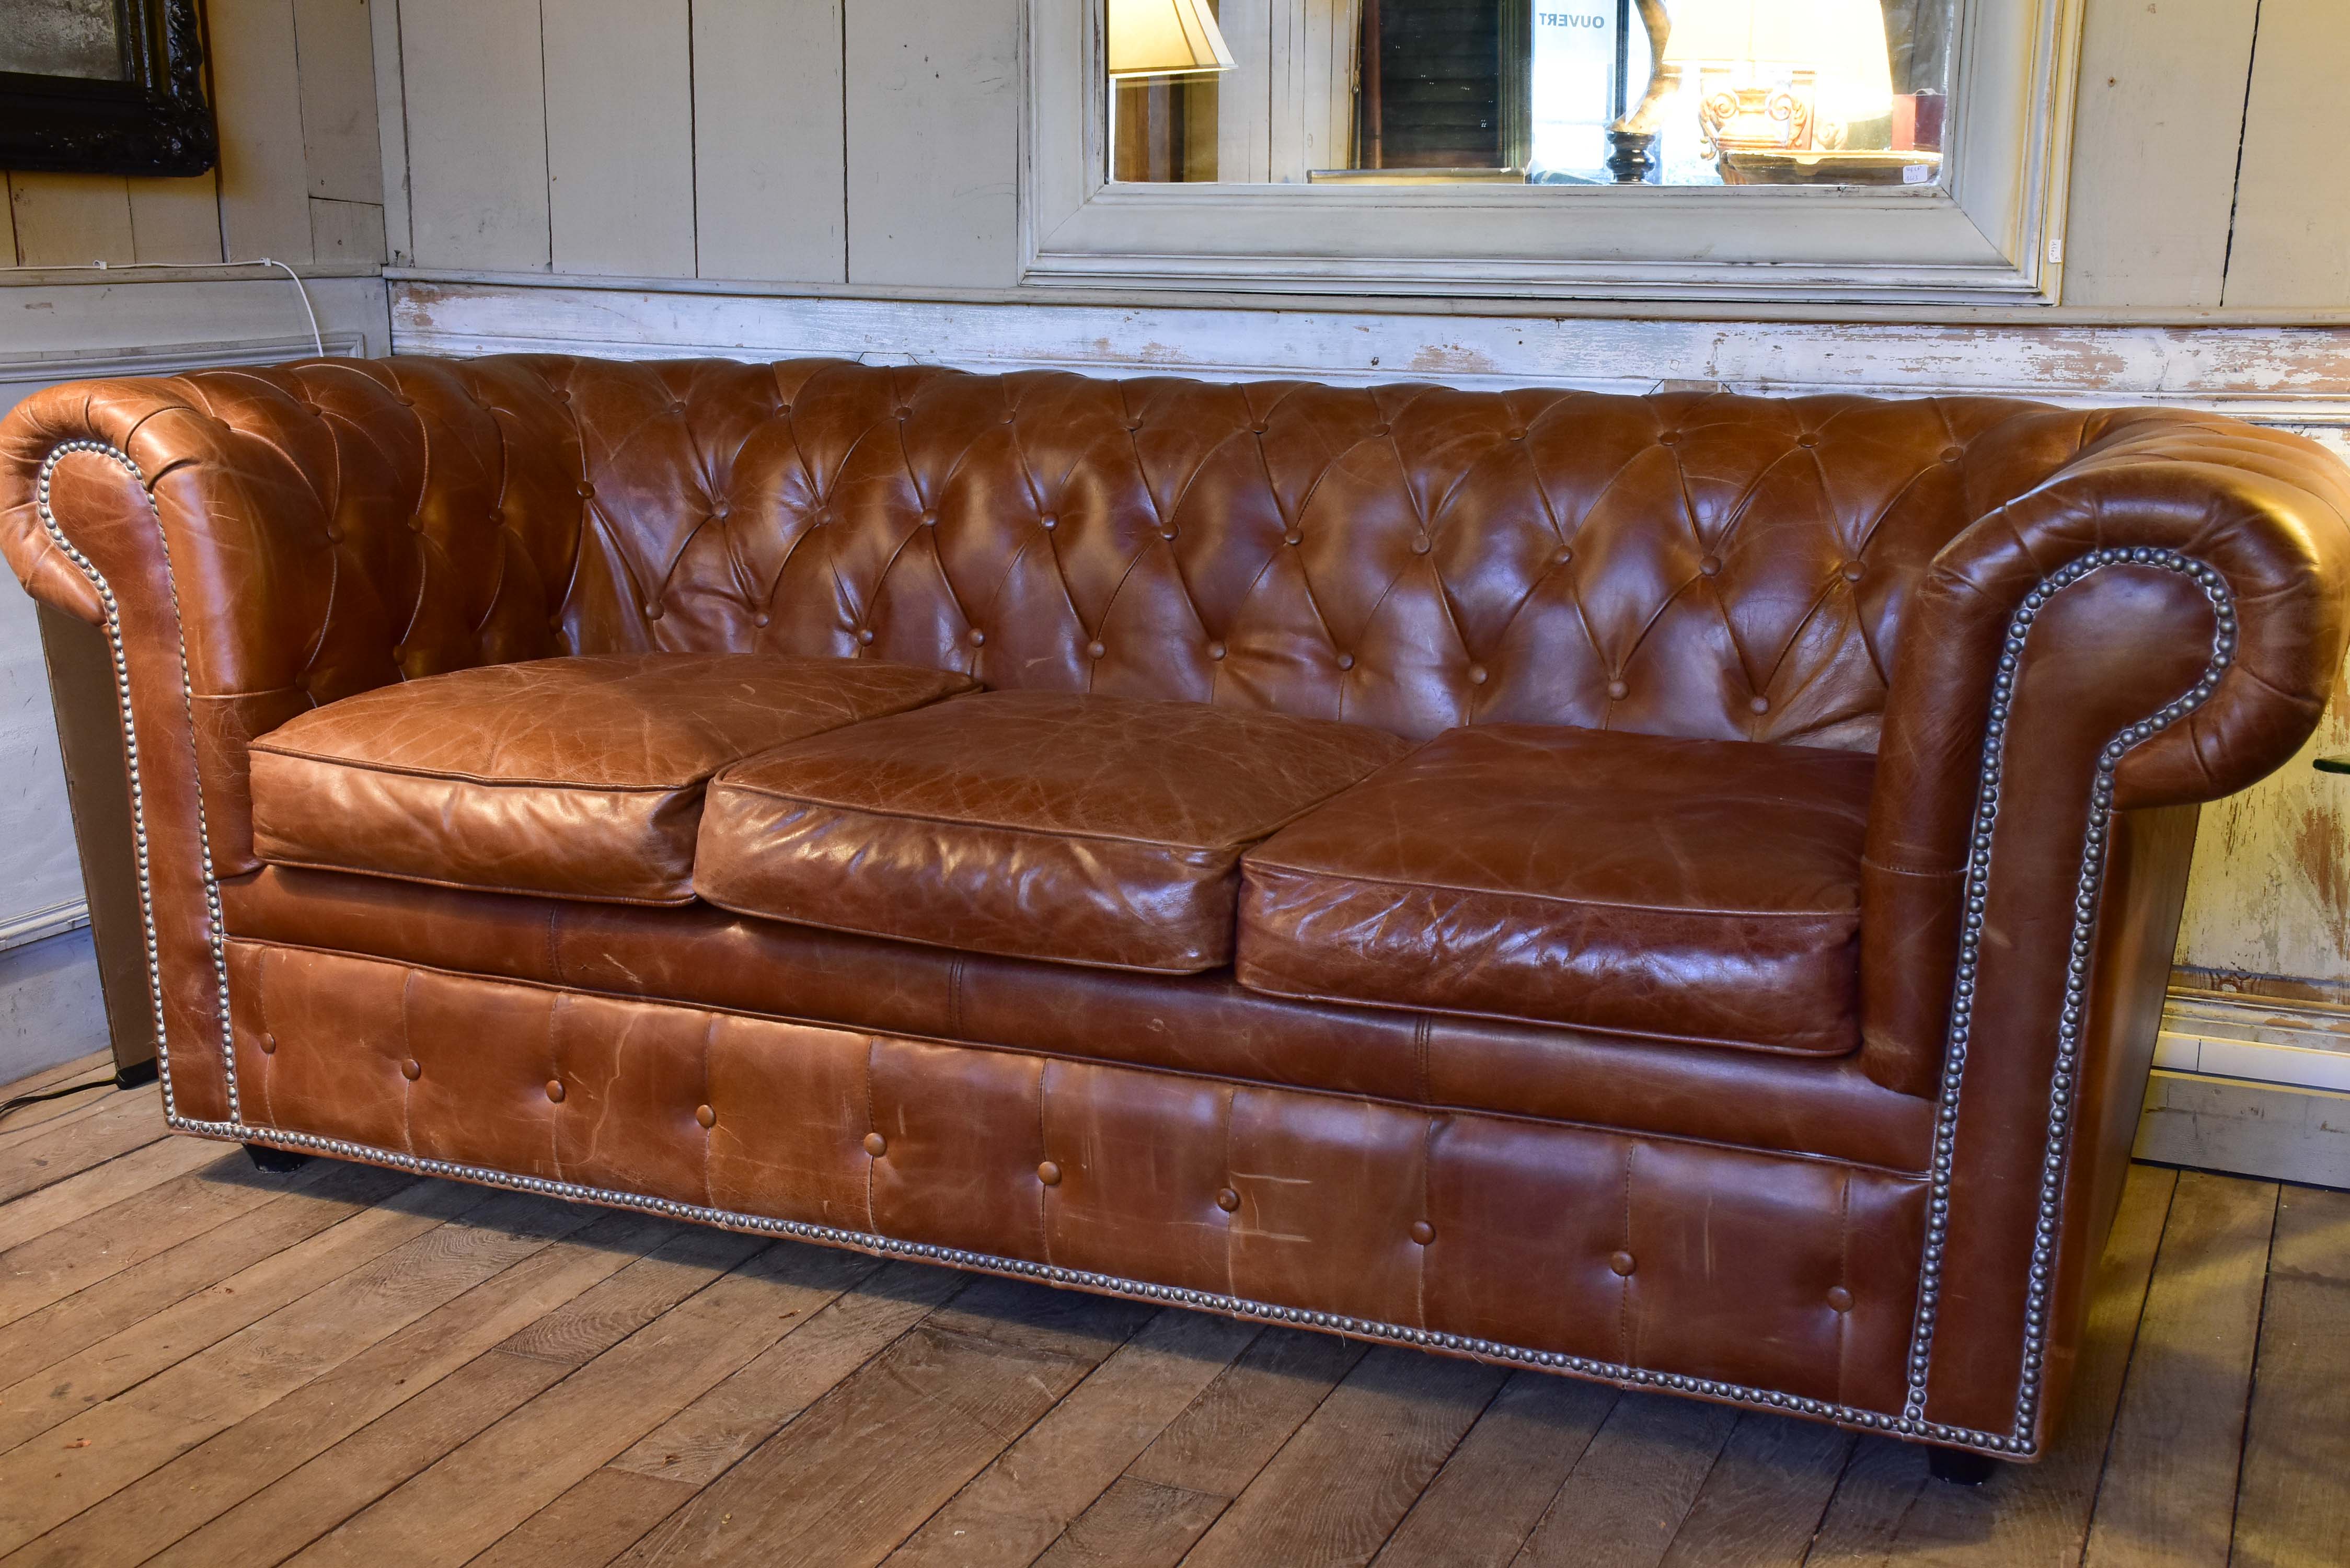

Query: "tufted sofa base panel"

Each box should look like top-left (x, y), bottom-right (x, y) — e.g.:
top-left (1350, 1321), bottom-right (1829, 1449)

top-left (223, 938), bottom-right (1928, 1417)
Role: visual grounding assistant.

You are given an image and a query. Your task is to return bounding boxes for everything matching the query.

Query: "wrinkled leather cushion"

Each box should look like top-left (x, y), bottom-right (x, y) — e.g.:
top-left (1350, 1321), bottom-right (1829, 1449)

top-left (250, 653), bottom-right (973, 904)
top-left (1237, 725), bottom-right (1875, 1056)
top-left (695, 691), bottom-right (1411, 972)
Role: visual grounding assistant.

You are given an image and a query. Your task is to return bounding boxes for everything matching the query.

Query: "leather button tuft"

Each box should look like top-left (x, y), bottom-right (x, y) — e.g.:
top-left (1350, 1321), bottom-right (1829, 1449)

top-left (642, 603), bottom-right (663, 620)
top-left (695, 1104), bottom-right (716, 1129)
top-left (407, 517), bottom-right (424, 534)
top-left (1469, 665), bottom-right (1489, 685)
top-left (1409, 1220), bottom-right (1436, 1246)
top-left (1251, 423), bottom-right (1269, 435)
top-left (920, 510), bottom-right (937, 526)
top-left (1507, 429), bottom-right (1526, 442)
top-left (1283, 530), bottom-right (1303, 546)
top-left (1411, 535), bottom-right (1431, 555)
top-left (401, 1058), bottom-right (422, 1081)
top-left (1607, 679), bottom-right (1629, 700)
top-left (1941, 445), bottom-right (1965, 463)
top-left (545, 1079), bottom-right (565, 1103)
top-left (326, 528), bottom-right (343, 545)
top-left (1337, 652), bottom-right (1355, 671)
top-left (1554, 546), bottom-right (1573, 564)
top-left (753, 612), bottom-right (771, 628)
top-left (1215, 1186), bottom-right (1241, 1212)
top-left (577, 482), bottom-right (595, 499)
top-left (1797, 433), bottom-right (1819, 448)
top-left (1658, 430), bottom-right (1680, 446)
top-left (670, 401), bottom-right (687, 415)
top-left (863, 1132), bottom-right (888, 1157)
top-left (1609, 1250), bottom-right (1637, 1276)
top-left (967, 629), bottom-right (986, 647)
top-left (1841, 559), bottom-right (1865, 582)
top-left (1827, 1285), bottom-right (1854, 1313)
top-left (896, 407), bottom-right (912, 420)
top-left (858, 628), bottom-right (876, 645)
top-left (260, 1032), bottom-right (276, 1055)
top-left (391, 644), bottom-right (407, 662)
top-left (1161, 529), bottom-right (1177, 542)
top-left (1749, 695), bottom-right (1770, 714)
top-left (1698, 555), bottom-right (1722, 577)
top-left (1040, 514), bottom-right (1057, 530)
top-left (1036, 1160), bottom-right (1063, 1186)
top-left (1371, 424), bottom-right (1390, 437)
top-left (1207, 642), bottom-right (1227, 661)
top-left (1087, 640), bottom-right (1107, 659)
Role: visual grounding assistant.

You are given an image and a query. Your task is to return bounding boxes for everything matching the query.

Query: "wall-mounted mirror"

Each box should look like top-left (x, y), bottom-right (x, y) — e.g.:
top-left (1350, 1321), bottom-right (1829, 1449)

top-left (1108, 0), bottom-right (1953, 189)
top-left (0, 0), bottom-right (217, 177)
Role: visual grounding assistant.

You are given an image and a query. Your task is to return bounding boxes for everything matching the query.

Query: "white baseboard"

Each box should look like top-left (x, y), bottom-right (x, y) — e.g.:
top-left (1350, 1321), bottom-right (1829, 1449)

top-left (2156, 992), bottom-right (2350, 1093)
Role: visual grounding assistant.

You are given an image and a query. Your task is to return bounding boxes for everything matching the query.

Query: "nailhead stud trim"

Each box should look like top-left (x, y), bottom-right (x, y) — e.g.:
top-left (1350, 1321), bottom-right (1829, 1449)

top-left (1898, 546), bottom-right (2234, 1444)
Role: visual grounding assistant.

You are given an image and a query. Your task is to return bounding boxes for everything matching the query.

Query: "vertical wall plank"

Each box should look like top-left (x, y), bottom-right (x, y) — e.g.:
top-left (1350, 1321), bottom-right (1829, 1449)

top-left (293, 0), bottom-right (386, 203)
top-left (127, 175), bottom-right (225, 262)
top-left (398, 0), bottom-right (551, 271)
top-left (2061, 0), bottom-right (2257, 308)
top-left (692, 0), bottom-right (846, 283)
top-left (210, 0), bottom-right (317, 260)
top-left (542, 0), bottom-right (696, 278)
top-left (2224, 0), bottom-right (2350, 307)
top-left (310, 198), bottom-right (389, 261)
top-left (844, 0), bottom-right (1022, 287)
top-left (371, 0), bottom-right (413, 262)
top-left (6, 176), bottom-right (136, 266)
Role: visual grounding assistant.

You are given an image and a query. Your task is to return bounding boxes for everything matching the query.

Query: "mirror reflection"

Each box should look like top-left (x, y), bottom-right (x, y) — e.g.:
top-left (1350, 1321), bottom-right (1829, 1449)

top-left (1108, 0), bottom-right (1954, 188)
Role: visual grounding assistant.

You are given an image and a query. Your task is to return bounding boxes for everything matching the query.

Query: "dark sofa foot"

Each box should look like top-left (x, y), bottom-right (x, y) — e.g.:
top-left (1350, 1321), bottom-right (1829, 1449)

top-left (243, 1143), bottom-right (310, 1174)
top-left (1928, 1446), bottom-right (2000, 1486)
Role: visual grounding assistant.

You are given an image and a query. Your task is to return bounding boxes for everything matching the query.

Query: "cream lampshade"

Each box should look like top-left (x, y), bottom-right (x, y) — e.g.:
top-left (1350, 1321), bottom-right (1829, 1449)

top-left (1109, 0), bottom-right (1236, 79)
top-left (1662, 0), bottom-right (1894, 129)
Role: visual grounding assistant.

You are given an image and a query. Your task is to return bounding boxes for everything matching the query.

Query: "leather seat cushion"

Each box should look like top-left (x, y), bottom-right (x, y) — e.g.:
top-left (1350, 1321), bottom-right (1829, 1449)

top-left (249, 653), bottom-right (974, 904)
top-left (1237, 725), bottom-right (1875, 1056)
top-left (694, 690), bottom-right (1412, 972)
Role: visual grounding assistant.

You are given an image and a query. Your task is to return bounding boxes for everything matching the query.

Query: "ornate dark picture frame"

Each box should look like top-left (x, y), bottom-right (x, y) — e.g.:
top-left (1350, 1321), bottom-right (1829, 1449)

top-left (0, 0), bottom-right (216, 177)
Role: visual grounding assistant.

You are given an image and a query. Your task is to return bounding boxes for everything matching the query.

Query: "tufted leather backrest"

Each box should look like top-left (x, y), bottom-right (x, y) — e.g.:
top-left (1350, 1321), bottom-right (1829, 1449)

top-left (5, 353), bottom-right (2151, 753)
top-left (476, 355), bottom-right (2129, 751)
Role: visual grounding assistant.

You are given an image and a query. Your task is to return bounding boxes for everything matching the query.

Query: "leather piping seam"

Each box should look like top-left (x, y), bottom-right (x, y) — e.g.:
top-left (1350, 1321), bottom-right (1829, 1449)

top-left (218, 933), bottom-right (1931, 1178)
top-left (1241, 860), bottom-right (1867, 922)
top-left (709, 782), bottom-right (1367, 858)
top-left (1900, 546), bottom-right (2236, 1451)
top-left (249, 747), bottom-right (724, 792)
top-left (1231, 972), bottom-right (1857, 1061)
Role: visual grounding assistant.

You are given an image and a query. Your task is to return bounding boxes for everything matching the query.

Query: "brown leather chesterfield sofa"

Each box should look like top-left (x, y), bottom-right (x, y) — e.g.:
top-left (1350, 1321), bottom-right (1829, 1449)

top-left (6, 356), bottom-right (2347, 1478)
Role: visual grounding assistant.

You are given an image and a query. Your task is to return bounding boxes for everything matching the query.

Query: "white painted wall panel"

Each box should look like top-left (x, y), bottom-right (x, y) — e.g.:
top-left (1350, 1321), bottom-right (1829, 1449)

top-left (844, 0), bottom-right (1022, 287)
top-left (2224, 0), bottom-right (2350, 308)
top-left (294, 0), bottom-right (387, 203)
top-left (543, 0), bottom-right (697, 278)
top-left (693, 0), bottom-right (847, 283)
top-left (2061, 0), bottom-right (2257, 308)
top-left (397, 0), bottom-right (551, 271)
top-left (211, 0), bottom-right (318, 261)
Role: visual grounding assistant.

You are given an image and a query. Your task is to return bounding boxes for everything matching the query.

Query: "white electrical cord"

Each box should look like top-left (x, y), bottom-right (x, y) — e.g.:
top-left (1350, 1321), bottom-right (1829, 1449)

top-left (78, 257), bottom-right (328, 357)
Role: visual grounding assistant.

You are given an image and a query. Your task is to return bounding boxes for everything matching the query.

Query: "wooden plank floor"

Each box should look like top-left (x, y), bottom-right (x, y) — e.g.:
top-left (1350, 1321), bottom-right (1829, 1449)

top-left (3, 1052), bottom-right (2343, 1568)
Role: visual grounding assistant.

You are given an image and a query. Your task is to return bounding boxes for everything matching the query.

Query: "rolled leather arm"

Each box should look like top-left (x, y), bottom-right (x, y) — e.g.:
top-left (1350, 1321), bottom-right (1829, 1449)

top-left (1864, 413), bottom-right (2350, 1096)
top-left (0, 361), bottom-right (573, 1122)
top-left (1860, 410), bottom-right (2350, 1444)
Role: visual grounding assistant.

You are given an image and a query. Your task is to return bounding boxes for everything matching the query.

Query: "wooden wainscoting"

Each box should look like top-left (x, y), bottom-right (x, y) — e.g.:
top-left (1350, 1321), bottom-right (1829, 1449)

top-left (1, 1052), bottom-right (2342, 1568)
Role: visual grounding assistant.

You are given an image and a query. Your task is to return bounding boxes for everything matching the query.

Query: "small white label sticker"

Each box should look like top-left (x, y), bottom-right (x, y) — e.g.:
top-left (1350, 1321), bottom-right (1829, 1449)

top-left (1902, 164), bottom-right (1934, 185)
